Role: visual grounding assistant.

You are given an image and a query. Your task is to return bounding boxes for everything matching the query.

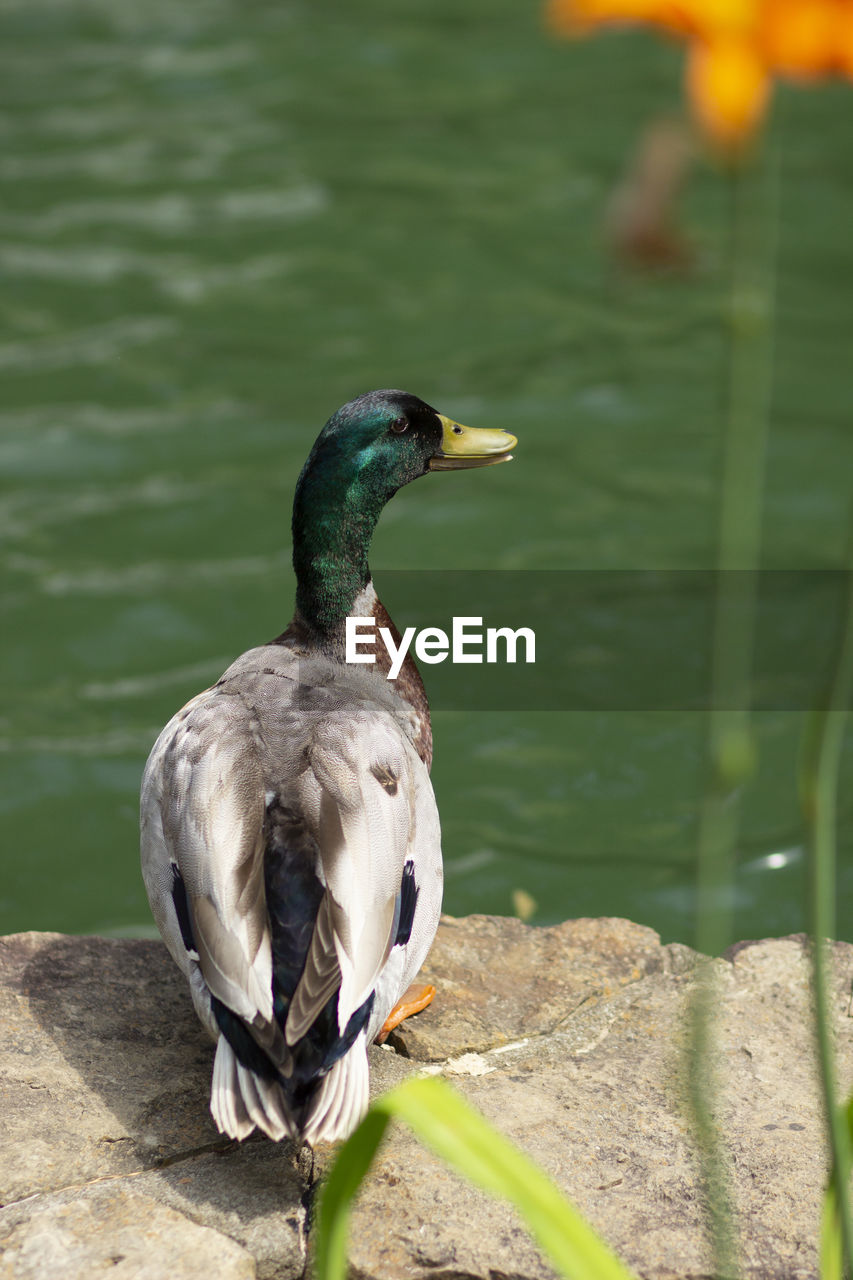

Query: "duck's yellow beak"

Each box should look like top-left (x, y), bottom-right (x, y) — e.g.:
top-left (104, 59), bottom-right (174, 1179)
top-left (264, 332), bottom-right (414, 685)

top-left (429, 415), bottom-right (517, 471)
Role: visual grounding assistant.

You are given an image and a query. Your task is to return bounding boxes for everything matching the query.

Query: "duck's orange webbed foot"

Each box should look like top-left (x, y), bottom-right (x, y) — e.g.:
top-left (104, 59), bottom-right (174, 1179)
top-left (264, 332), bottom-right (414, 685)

top-left (375, 983), bottom-right (436, 1044)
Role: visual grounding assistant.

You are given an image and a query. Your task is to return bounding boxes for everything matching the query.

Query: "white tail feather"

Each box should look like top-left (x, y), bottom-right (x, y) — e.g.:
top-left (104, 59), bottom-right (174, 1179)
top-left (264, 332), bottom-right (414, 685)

top-left (210, 1030), bottom-right (370, 1146)
top-left (236, 1060), bottom-right (293, 1141)
top-left (210, 1036), bottom-right (299, 1141)
top-left (211, 1036), bottom-right (255, 1140)
top-left (303, 1031), bottom-right (370, 1145)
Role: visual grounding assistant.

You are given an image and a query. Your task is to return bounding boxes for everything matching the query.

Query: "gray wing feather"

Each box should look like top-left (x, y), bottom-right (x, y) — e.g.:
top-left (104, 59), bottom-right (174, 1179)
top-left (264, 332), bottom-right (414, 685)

top-left (290, 707), bottom-right (417, 1034)
top-left (143, 689), bottom-right (275, 1027)
top-left (284, 896), bottom-right (341, 1045)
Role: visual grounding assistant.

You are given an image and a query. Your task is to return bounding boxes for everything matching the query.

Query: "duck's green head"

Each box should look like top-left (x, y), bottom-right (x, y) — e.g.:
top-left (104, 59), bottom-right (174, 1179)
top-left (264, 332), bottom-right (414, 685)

top-left (292, 390), bottom-right (516, 634)
top-left (298, 389), bottom-right (515, 499)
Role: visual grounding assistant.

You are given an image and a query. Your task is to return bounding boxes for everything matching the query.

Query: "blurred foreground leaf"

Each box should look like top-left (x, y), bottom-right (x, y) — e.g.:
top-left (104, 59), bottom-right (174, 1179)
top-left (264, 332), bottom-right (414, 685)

top-left (804, 562), bottom-right (853, 1279)
top-left (314, 1075), bottom-right (638, 1280)
top-left (820, 1095), bottom-right (853, 1280)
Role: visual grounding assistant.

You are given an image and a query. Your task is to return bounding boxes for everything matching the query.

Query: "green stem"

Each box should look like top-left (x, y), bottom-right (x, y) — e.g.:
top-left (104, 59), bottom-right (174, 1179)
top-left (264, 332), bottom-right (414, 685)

top-left (690, 148), bottom-right (778, 1280)
top-left (803, 563), bottom-right (853, 1278)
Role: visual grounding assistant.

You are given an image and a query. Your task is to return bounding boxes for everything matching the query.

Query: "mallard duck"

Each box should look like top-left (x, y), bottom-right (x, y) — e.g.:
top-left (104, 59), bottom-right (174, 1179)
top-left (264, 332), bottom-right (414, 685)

top-left (140, 390), bottom-right (516, 1145)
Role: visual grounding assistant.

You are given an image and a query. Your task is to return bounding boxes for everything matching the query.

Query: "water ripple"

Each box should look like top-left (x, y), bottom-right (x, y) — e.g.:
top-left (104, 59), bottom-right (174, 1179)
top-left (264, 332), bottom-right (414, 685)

top-left (0, 728), bottom-right (159, 756)
top-left (0, 244), bottom-right (294, 301)
top-left (24, 549), bottom-right (291, 596)
top-left (0, 184), bottom-right (328, 236)
top-left (0, 399), bottom-right (245, 439)
top-left (0, 475), bottom-right (208, 540)
top-left (81, 657), bottom-right (231, 701)
top-left (0, 317), bottom-right (176, 372)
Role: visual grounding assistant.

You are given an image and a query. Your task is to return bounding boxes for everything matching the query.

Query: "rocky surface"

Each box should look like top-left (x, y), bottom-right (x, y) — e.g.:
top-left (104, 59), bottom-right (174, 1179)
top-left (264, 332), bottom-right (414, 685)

top-left (1, 917), bottom-right (851, 1279)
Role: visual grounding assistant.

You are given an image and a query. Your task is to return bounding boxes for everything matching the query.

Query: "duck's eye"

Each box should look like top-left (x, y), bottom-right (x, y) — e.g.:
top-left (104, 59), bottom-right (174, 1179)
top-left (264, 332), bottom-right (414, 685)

top-left (390, 417), bottom-right (408, 434)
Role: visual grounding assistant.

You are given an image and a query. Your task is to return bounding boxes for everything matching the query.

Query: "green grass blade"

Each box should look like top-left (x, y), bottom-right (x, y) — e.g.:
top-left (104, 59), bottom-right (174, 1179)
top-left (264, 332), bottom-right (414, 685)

top-left (820, 1096), bottom-right (853, 1280)
top-left (314, 1108), bottom-right (392, 1280)
top-left (314, 1075), bottom-right (638, 1280)
top-left (802, 565), bottom-right (853, 1279)
top-left (822, 1182), bottom-right (842, 1280)
top-left (688, 143), bottom-right (779, 1280)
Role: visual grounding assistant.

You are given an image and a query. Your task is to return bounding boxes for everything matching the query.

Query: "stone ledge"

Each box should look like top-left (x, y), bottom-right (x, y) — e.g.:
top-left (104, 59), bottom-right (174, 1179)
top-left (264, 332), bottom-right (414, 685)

top-left (1, 918), bottom-right (851, 1279)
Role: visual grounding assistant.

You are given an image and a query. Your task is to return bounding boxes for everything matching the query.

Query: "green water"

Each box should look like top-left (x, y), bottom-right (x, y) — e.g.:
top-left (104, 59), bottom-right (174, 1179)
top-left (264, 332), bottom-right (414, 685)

top-left (2, 0), bottom-right (853, 945)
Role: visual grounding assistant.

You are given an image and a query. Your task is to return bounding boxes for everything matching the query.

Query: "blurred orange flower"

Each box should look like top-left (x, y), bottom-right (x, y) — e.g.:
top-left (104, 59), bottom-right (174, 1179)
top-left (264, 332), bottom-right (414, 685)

top-left (547, 0), bottom-right (853, 148)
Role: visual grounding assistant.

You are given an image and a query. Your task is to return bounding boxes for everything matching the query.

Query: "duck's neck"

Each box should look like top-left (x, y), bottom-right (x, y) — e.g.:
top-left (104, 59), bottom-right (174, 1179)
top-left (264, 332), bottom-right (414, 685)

top-left (292, 455), bottom-right (388, 637)
top-left (288, 455), bottom-right (433, 769)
